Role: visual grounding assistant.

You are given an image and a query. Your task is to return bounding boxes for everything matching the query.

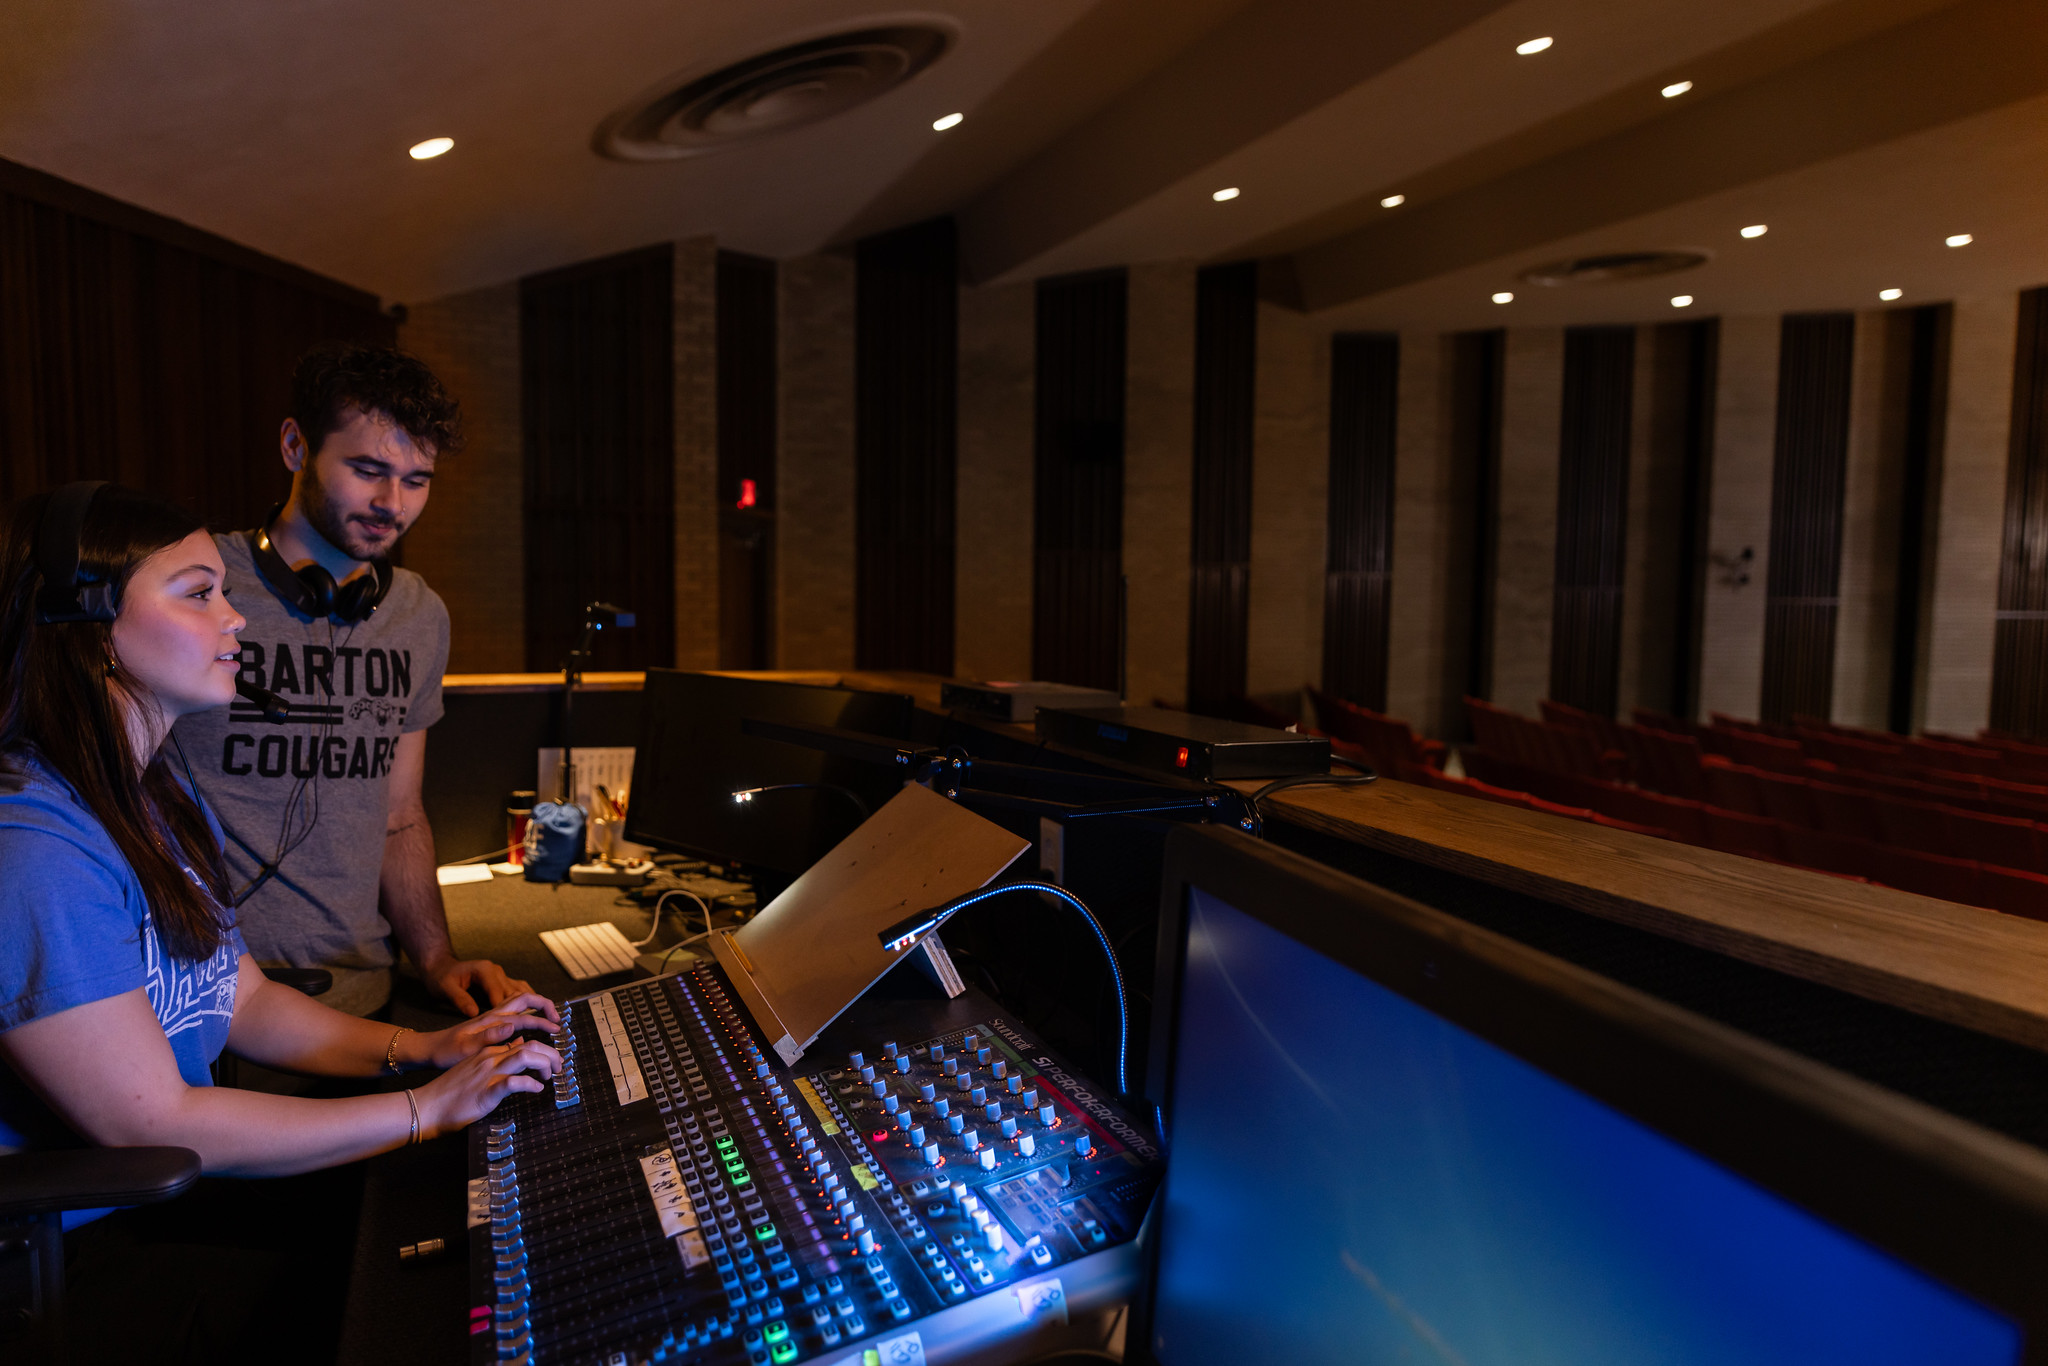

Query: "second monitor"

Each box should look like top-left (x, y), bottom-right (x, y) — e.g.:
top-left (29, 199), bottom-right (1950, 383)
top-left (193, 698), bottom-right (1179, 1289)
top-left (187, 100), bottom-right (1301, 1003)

top-left (625, 671), bottom-right (914, 879)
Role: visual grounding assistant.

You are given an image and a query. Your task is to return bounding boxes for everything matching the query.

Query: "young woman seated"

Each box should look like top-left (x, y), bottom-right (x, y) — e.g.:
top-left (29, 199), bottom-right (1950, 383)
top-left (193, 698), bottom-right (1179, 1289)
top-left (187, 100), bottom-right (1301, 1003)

top-left (0, 483), bottom-right (561, 1178)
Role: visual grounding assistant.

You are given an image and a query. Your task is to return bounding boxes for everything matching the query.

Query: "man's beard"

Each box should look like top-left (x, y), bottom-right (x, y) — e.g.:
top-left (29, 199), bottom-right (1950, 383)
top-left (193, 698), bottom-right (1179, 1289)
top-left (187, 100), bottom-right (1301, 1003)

top-left (301, 466), bottom-right (403, 562)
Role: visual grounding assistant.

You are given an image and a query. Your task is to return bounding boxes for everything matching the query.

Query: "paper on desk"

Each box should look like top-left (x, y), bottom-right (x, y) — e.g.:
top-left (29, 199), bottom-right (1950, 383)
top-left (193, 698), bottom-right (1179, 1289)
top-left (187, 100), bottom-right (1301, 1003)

top-left (711, 783), bottom-right (1029, 1065)
top-left (436, 863), bottom-right (495, 886)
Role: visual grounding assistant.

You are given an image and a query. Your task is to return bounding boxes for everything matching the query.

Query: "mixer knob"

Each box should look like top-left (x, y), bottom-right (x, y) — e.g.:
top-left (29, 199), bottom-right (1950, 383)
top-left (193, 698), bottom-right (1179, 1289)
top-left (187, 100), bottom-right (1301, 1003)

top-left (919, 1083), bottom-right (937, 1102)
top-left (883, 1042), bottom-right (899, 1059)
top-left (894, 1111), bottom-right (912, 1131)
top-left (976, 1048), bottom-right (991, 1065)
top-left (971, 1208), bottom-right (990, 1229)
top-left (847, 1213), bottom-right (865, 1233)
top-left (895, 1055), bottom-right (911, 1074)
top-left (857, 1229), bottom-right (878, 1255)
top-left (755, 1063), bottom-right (771, 1079)
top-left (946, 1114), bottom-right (965, 1135)
top-left (999, 1117), bottom-right (1018, 1138)
top-left (882, 1095), bottom-right (900, 1114)
top-left (933, 1099), bottom-right (950, 1119)
top-left (1022, 1089), bottom-right (1038, 1108)
top-left (955, 1072), bottom-right (972, 1091)
top-left (859, 1065), bottom-right (875, 1083)
top-left (1075, 1134), bottom-right (1092, 1157)
top-left (962, 1033), bottom-right (977, 1051)
top-left (1038, 1104), bottom-right (1056, 1126)
top-left (1017, 1134), bottom-right (1035, 1157)
top-left (921, 1141), bottom-right (941, 1165)
top-left (984, 1102), bottom-right (1002, 1122)
top-left (942, 1059), bottom-right (958, 1076)
top-left (960, 1128), bottom-right (979, 1151)
top-left (978, 1148), bottom-right (997, 1171)
top-left (871, 1080), bottom-right (888, 1098)
top-left (929, 1044), bottom-right (945, 1061)
top-left (848, 1052), bottom-right (865, 1069)
top-left (990, 1060), bottom-right (1007, 1080)
top-left (1006, 1075), bottom-right (1022, 1094)
top-left (908, 1126), bottom-right (926, 1146)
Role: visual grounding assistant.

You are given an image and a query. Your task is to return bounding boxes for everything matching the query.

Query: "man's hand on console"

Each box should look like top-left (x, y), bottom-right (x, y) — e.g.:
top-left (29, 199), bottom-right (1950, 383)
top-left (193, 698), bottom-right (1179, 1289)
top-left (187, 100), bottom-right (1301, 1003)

top-left (422, 954), bottom-right (534, 1018)
top-left (396, 992), bottom-right (564, 1071)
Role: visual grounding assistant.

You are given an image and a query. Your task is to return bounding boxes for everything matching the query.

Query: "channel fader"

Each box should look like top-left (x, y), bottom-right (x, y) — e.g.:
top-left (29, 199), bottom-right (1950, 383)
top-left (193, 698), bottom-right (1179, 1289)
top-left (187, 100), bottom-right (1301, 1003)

top-left (469, 961), bottom-right (1160, 1366)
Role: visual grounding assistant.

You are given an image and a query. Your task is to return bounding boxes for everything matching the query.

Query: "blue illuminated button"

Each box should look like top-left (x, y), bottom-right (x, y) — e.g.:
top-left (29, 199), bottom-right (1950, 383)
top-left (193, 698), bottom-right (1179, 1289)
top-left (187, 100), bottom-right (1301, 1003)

top-left (1031, 1243), bottom-right (1053, 1267)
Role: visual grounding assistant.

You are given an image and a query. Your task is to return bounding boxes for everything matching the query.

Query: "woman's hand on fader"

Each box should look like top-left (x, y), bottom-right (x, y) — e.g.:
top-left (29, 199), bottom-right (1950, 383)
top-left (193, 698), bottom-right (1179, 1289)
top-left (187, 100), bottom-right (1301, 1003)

top-left (417, 992), bottom-right (564, 1070)
top-left (416, 1039), bottom-right (562, 1139)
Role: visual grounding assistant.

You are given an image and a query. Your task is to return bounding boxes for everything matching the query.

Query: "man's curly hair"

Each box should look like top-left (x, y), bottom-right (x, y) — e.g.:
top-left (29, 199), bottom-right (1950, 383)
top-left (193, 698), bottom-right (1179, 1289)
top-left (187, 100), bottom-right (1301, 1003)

top-left (290, 342), bottom-right (463, 458)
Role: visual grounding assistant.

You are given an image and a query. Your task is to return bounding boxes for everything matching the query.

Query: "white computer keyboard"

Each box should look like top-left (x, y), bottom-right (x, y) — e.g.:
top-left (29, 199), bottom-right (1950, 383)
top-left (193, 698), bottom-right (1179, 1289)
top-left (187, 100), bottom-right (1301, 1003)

top-left (539, 921), bottom-right (640, 980)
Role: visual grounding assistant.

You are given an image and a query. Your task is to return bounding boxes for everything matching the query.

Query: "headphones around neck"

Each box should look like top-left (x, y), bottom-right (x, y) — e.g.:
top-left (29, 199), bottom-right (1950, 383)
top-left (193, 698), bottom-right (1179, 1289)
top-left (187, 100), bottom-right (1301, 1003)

top-left (34, 481), bottom-right (119, 625)
top-left (246, 507), bottom-right (393, 625)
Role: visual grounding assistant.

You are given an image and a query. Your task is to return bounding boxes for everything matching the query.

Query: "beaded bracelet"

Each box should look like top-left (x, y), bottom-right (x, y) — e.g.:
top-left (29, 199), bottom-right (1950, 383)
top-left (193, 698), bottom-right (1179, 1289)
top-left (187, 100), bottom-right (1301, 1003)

top-left (385, 1026), bottom-right (414, 1073)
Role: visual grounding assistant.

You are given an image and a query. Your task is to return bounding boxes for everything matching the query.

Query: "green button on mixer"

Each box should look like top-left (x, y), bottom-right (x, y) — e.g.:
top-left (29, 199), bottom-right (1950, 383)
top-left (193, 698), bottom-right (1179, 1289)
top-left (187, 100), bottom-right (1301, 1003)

top-left (755, 1223), bottom-right (777, 1241)
top-left (770, 1343), bottom-right (798, 1364)
top-left (763, 1320), bottom-right (790, 1344)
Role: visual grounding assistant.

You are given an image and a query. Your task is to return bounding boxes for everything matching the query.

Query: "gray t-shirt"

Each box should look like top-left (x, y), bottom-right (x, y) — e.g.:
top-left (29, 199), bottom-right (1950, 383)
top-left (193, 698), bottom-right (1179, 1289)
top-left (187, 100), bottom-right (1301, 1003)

top-left (171, 532), bottom-right (448, 1013)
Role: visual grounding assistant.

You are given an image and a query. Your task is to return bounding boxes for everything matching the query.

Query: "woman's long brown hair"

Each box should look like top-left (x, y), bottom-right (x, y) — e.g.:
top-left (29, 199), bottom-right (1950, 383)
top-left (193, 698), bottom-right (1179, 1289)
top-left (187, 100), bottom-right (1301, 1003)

top-left (0, 486), bottom-right (233, 960)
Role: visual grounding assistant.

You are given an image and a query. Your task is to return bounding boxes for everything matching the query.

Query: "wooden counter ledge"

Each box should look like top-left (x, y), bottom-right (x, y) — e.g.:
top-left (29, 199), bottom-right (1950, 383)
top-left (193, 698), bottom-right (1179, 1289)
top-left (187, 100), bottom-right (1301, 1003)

top-left (1256, 776), bottom-right (2048, 1055)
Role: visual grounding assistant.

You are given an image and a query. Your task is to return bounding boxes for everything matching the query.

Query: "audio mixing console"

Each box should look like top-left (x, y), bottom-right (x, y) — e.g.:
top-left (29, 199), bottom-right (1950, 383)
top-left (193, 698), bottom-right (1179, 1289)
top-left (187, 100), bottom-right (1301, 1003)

top-left (468, 961), bottom-right (1161, 1366)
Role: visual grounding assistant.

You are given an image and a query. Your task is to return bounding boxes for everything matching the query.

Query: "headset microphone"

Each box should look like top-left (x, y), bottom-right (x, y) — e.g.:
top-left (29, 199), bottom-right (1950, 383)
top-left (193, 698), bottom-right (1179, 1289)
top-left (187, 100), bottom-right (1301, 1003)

top-left (234, 676), bottom-right (294, 724)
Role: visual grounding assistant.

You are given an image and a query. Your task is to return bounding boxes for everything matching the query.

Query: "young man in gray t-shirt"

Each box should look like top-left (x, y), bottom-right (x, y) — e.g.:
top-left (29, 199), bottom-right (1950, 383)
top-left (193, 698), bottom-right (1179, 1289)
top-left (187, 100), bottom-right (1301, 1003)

top-left (173, 344), bottom-right (529, 1018)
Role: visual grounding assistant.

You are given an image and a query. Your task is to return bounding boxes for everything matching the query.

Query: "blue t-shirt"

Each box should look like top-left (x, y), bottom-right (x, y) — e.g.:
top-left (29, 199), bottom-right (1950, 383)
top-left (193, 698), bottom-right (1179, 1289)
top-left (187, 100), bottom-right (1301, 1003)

top-left (0, 753), bottom-right (248, 1157)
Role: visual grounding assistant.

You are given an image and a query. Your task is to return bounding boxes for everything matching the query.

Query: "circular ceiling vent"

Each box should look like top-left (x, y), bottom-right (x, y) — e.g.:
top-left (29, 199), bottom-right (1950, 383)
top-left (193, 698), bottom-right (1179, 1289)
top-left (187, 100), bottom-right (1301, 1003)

top-left (1521, 251), bottom-right (1710, 287)
top-left (597, 24), bottom-right (954, 161)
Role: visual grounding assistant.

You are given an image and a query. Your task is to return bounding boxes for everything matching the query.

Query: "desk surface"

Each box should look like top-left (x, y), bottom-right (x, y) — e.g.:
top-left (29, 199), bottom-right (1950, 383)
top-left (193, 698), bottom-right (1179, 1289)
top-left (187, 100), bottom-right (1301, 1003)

top-left (1257, 776), bottom-right (2048, 1054)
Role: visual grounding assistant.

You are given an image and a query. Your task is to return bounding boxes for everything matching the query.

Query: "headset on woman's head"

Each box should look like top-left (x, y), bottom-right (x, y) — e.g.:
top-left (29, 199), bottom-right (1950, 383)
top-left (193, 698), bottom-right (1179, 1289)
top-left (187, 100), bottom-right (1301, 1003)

top-left (34, 481), bottom-right (119, 624)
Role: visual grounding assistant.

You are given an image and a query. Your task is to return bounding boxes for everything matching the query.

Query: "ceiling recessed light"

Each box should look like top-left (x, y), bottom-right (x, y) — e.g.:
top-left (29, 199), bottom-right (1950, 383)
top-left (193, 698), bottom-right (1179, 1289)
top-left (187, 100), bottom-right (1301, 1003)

top-left (1946, 233), bottom-right (1973, 247)
top-left (1380, 193), bottom-right (1405, 208)
top-left (932, 112), bottom-right (963, 131)
top-left (1516, 36), bottom-right (1554, 55)
top-left (1661, 80), bottom-right (1693, 98)
top-left (1492, 291), bottom-right (1515, 304)
top-left (408, 137), bottom-right (454, 160)
top-left (1212, 186), bottom-right (1240, 202)
top-left (1739, 224), bottom-right (1768, 239)
top-left (1670, 295), bottom-right (1694, 308)
top-left (1879, 288), bottom-right (1904, 301)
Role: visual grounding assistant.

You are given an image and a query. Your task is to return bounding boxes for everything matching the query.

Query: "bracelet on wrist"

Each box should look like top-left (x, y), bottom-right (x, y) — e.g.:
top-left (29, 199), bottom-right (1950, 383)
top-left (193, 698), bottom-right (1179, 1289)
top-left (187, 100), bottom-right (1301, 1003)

top-left (404, 1088), bottom-right (421, 1146)
top-left (385, 1026), bottom-right (414, 1074)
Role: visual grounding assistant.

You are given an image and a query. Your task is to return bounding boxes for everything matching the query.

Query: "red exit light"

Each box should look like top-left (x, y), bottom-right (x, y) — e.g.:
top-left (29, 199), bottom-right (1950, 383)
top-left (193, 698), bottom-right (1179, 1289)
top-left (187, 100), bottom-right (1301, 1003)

top-left (1176, 746), bottom-right (1190, 768)
top-left (736, 478), bottom-right (757, 509)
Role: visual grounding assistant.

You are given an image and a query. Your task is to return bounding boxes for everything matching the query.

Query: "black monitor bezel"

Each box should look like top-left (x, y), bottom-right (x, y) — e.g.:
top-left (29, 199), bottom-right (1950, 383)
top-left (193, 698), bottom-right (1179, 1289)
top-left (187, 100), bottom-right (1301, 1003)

top-left (1132, 824), bottom-right (2048, 1365)
top-left (622, 670), bottom-right (915, 876)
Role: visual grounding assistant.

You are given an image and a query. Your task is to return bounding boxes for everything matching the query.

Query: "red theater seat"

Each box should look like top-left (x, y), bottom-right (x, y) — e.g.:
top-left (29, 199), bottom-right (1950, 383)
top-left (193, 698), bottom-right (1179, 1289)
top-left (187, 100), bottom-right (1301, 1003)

top-left (1871, 847), bottom-right (1981, 905)
top-left (1700, 757), bottom-right (1767, 817)
top-left (1701, 808), bottom-right (1784, 863)
top-left (1976, 865), bottom-right (2048, 921)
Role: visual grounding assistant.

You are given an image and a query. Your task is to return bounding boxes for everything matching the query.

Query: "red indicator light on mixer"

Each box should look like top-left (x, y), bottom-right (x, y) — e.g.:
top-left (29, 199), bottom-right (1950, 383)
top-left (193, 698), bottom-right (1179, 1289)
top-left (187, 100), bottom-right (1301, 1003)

top-left (1175, 746), bottom-right (1189, 768)
top-left (737, 478), bottom-right (758, 509)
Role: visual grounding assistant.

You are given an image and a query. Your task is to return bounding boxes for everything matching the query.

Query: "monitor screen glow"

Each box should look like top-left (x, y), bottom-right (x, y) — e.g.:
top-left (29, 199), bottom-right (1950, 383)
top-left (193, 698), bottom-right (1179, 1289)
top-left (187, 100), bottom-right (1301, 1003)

top-left (1150, 887), bottom-right (2022, 1366)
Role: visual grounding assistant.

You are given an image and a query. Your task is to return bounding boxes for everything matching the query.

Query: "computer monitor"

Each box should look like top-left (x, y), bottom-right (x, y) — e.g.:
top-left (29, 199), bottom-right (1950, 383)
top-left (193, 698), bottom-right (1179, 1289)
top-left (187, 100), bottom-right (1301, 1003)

top-left (1137, 826), bottom-right (2048, 1365)
top-left (623, 671), bottom-right (915, 877)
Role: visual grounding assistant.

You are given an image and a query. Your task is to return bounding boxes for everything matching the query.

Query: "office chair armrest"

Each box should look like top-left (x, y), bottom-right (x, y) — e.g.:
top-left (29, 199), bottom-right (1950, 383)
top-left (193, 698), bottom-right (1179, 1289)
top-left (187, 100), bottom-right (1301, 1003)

top-left (0, 1147), bottom-right (202, 1219)
top-left (261, 966), bottom-right (333, 996)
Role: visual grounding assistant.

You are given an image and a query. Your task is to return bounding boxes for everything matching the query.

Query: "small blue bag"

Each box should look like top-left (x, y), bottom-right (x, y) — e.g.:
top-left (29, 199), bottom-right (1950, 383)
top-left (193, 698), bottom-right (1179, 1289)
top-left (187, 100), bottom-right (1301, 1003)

top-left (523, 801), bottom-right (585, 882)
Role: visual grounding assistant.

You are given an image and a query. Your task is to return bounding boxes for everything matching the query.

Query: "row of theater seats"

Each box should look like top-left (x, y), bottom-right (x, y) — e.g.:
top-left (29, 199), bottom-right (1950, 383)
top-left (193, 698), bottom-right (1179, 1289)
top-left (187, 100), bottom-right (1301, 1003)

top-left (1455, 697), bottom-right (2048, 919)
